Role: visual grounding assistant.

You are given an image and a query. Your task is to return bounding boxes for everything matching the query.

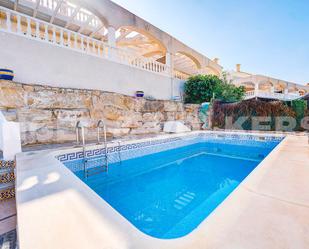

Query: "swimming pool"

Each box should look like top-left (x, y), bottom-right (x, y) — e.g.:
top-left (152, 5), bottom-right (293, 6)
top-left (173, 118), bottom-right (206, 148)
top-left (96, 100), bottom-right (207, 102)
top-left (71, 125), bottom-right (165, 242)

top-left (61, 133), bottom-right (282, 239)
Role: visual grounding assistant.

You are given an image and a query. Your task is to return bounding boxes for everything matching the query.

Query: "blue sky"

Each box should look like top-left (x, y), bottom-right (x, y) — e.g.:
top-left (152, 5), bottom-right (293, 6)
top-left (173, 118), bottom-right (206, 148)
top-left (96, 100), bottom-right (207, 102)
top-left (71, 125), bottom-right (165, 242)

top-left (111, 0), bottom-right (309, 85)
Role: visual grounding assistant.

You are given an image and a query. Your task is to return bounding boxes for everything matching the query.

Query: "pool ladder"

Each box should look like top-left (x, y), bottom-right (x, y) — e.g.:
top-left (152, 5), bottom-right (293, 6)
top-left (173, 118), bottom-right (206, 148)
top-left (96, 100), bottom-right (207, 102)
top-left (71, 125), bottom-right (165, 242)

top-left (75, 120), bottom-right (109, 178)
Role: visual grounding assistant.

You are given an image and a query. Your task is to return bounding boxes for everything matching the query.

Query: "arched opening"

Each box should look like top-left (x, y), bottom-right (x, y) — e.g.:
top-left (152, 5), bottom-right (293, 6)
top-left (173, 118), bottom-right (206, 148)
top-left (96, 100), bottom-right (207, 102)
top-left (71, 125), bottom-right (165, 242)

top-left (288, 85), bottom-right (299, 93)
top-left (299, 89), bottom-right (306, 96)
top-left (204, 66), bottom-right (220, 76)
top-left (115, 26), bottom-right (166, 63)
top-left (237, 82), bottom-right (255, 91)
top-left (273, 82), bottom-right (286, 93)
top-left (258, 81), bottom-right (273, 92)
top-left (173, 52), bottom-right (201, 78)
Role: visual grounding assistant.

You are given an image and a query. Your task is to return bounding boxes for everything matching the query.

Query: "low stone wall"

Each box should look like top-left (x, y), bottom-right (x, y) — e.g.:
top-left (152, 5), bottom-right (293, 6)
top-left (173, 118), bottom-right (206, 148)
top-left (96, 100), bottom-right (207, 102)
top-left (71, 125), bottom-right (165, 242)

top-left (0, 80), bottom-right (202, 145)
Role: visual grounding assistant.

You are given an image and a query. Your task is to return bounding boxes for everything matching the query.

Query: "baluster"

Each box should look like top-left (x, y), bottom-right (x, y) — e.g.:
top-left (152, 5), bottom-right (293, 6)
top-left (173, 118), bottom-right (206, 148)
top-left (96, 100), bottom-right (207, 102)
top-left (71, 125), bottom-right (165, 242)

top-left (17, 15), bottom-right (21, 33)
top-left (60, 29), bottom-right (63, 46)
top-left (6, 11), bottom-right (11, 31)
top-left (45, 24), bottom-right (49, 41)
top-left (52, 26), bottom-right (56, 43)
top-left (35, 21), bottom-right (40, 38)
top-left (27, 17), bottom-right (31, 36)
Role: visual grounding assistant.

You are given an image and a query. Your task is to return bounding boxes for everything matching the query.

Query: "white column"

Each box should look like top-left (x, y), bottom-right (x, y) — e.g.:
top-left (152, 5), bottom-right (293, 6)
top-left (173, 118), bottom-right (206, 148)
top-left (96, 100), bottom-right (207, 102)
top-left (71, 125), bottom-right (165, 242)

top-left (284, 84), bottom-right (289, 94)
top-left (271, 86), bottom-right (275, 93)
top-left (52, 27), bottom-right (56, 43)
top-left (27, 17), bottom-right (32, 36)
top-left (166, 52), bottom-right (174, 77)
top-left (254, 82), bottom-right (259, 98)
top-left (6, 11), bottom-right (11, 31)
top-left (107, 26), bottom-right (116, 47)
top-left (60, 29), bottom-right (63, 46)
top-left (17, 15), bottom-right (21, 33)
top-left (35, 21), bottom-right (40, 38)
top-left (86, 38), bottom-right (90, 52)
top-left (81, 36), bottom-right (84, 50)
top-left (74, 33), bottom-right (78, 49)
top-left (45, 24), bottom-right (49, 41)
top-left (67, 32), bottom-right (71, 47)
top-left (107, 26), bottom-right (116, 60)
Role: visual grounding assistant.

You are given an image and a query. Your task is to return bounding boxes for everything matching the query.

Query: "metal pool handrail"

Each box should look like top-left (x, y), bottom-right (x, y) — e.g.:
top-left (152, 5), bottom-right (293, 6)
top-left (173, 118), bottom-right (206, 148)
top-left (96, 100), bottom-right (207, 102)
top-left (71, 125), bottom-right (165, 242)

top-left (75, 121), bottom-right (85, 147)
top-left (97, 120), bottom-right (109, 172)
top-left (75, 121), bottom-right (87, 177)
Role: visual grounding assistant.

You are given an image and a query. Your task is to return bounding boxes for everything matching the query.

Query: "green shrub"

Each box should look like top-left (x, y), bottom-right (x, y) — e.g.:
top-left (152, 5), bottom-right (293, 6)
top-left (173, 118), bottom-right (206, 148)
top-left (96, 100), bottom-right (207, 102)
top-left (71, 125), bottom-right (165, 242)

top-left (184, 74), bottom-right (245, 104)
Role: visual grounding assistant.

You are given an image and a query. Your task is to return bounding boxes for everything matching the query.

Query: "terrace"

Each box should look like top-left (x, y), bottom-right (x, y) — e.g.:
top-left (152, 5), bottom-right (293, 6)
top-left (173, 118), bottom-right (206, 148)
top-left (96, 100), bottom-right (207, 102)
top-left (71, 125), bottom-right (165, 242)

top-left (0, 0), bottom-right (221, 100)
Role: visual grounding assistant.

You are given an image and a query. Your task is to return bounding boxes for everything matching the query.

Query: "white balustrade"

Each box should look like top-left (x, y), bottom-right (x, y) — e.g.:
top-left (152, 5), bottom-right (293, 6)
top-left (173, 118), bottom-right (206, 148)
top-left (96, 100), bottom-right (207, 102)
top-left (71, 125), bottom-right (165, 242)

top-left (0, 6), bottom-right (171, 77)
top-left (245, 90), bottom-right (301, 101)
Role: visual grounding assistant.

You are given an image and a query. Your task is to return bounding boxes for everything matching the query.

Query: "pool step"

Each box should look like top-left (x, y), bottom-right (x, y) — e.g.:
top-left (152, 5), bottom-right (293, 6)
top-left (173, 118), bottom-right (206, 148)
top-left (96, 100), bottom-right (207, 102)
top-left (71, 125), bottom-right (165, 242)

top-left (173, 192), bottom-right (196, 210)
top-left (84, 157), bottom-right (108, 178)
top-left (85, 166), bottom-right (108, 177)
top-left (0, 160), bottom-right (16, 201)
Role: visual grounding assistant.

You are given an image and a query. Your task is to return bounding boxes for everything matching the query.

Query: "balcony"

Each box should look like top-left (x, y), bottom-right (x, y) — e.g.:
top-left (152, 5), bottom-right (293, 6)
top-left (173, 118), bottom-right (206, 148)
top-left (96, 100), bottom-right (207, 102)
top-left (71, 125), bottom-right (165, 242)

top-left (244, 90), bottom-right (301, 101)
top-left (0, 6), bottom-right (171, 77)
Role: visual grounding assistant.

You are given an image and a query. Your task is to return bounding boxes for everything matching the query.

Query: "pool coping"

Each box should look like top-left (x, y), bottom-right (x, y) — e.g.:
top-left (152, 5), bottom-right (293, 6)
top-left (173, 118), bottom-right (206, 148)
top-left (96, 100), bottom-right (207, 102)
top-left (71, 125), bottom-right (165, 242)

top-left (15, 131), bottom-right (309, 249)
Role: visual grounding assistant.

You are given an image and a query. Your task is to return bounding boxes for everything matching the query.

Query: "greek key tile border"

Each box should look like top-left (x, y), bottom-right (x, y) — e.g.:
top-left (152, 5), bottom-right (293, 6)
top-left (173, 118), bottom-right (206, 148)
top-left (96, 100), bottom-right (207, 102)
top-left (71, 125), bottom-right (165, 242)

top-left (57, 136), bottom-right (184, 163)
top-left (57, 132), bottom-right (284, 168)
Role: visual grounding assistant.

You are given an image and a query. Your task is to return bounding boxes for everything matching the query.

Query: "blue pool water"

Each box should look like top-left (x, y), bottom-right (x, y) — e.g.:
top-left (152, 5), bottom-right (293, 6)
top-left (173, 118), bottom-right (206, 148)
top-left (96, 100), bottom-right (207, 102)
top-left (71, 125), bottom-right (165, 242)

top-left (66, 139), bottom-right (280, 239)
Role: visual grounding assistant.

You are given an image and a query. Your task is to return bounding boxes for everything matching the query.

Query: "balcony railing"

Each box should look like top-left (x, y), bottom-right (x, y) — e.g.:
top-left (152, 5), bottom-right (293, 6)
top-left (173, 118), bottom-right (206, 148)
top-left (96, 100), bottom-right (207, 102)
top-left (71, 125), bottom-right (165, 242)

top-left (245, 90), bottom-right (301, 101)
top-left (0, 6), bottom-right (169, 76)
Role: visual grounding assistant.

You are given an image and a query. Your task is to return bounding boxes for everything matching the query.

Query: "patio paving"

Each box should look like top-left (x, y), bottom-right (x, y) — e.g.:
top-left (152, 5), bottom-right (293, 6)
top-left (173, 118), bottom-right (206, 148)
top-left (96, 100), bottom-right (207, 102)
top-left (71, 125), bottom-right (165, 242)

top-left (0, 199), bottom-right (17, 249)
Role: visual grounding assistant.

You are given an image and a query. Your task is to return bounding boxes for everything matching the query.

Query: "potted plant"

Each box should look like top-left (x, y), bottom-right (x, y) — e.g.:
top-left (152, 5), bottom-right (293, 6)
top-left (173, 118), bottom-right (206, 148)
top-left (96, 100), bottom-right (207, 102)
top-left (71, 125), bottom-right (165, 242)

top-left (135, 91), bottom-right (144, 97)
top-left (0, 69), bottom-right (14, 81)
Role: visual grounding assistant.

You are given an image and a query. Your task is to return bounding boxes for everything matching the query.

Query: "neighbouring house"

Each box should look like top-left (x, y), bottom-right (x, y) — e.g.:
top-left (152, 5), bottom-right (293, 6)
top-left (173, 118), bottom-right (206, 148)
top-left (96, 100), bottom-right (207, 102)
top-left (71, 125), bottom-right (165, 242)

top-left (227, 64), bottom-right (309, 101)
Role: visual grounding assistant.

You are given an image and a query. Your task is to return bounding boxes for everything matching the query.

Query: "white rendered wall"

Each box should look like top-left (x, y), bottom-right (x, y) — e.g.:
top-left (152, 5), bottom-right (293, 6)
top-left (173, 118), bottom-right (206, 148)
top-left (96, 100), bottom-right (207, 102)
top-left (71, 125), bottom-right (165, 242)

top-left (0, 32), bottom-right (185, 100)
